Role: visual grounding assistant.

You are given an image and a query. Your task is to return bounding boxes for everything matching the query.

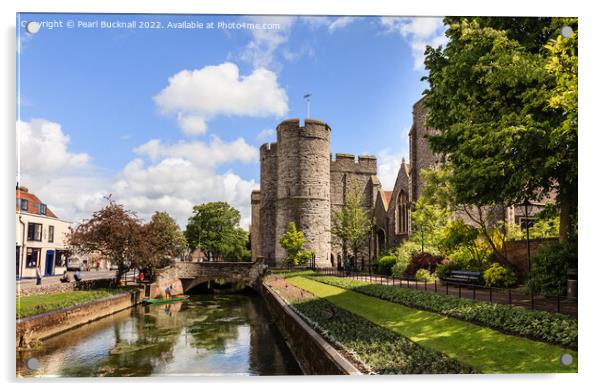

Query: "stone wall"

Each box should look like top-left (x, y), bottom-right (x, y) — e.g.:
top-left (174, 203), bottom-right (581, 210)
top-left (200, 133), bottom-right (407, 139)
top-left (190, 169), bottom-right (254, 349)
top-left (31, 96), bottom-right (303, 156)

top-left (259, 142), bottom-right (278, 265)
top-left (503, 238), bottom-right (558, 279)
top-left (260, 282), bottom-right (362, 375)
top-left (409, 98), bottom-right (442, 204)
top-left (16, 278), bottom-right (117, 297)
top-left (250, 190), bottom-right (261, 262)
top-left (17, 289), bottom-right (142, 346)
top-left (175, 261), bottom-right (266, 292)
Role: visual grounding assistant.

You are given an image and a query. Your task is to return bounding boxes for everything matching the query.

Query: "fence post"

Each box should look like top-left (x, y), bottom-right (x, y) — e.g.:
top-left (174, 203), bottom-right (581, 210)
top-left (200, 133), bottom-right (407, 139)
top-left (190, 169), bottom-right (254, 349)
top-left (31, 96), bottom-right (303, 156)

top-left (459, 285), bottom-right (462, 298)
top-left (446, 282), bottom-right (449, 295)
top-left (489, 287), bottom-right (493, 302)
top-left (508, 288), bottom-right (512, 305)
top-left (424, 279), bottom-right (427, 291)
top-left (531, 292), bottom-right (535, 310)
top-left (557, 295), bottom-right (561, 313)
top-left (472, 286), bottom-right (476, 300)
top-left (435, 280), bottom-right (437, 293)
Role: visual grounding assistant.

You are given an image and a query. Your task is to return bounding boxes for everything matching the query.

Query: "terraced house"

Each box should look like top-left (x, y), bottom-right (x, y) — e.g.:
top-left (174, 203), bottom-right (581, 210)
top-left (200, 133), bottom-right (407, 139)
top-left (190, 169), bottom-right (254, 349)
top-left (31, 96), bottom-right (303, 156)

top-left (16, 186), bottom-right (70, 279)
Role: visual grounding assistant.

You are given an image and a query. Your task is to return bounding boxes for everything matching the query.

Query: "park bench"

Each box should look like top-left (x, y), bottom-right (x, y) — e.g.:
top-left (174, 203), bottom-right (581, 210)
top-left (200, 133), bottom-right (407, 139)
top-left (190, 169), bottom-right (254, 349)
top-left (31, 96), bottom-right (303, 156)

top-left (440, 270), bottom-right (481, 285)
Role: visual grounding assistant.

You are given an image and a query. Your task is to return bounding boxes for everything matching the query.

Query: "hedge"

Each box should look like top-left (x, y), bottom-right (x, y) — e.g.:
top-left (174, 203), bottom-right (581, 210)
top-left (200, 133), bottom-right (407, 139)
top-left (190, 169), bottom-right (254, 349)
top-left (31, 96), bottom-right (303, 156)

top-left (308, 275), bottom-right (577, 349)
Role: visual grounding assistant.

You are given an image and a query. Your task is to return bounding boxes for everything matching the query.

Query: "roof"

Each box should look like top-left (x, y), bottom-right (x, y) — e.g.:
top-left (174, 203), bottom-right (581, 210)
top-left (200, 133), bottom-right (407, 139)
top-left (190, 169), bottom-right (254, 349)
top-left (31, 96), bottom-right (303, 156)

top-left (15, 186), bottom-right (58, 218)
top-left (383, 191), bottom-right (393, 208)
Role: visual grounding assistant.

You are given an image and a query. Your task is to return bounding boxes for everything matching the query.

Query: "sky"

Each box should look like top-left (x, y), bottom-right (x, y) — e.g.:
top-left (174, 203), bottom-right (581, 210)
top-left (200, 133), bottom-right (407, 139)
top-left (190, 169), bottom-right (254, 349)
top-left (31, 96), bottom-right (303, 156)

top-left (16, 13), bottom-right (447, 229)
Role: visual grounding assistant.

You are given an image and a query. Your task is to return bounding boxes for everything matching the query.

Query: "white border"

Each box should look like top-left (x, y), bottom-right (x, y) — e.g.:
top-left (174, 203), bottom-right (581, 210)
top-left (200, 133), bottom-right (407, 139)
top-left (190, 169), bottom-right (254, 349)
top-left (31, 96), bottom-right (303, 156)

top-left (2, 1), bottom-right (600, 390)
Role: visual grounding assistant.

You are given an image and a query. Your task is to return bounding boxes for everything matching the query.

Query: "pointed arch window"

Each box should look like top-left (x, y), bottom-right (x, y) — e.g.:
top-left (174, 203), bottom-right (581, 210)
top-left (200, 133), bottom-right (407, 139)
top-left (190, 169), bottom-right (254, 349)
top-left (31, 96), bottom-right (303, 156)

top-left (396, 191), bottom-right (409, 234)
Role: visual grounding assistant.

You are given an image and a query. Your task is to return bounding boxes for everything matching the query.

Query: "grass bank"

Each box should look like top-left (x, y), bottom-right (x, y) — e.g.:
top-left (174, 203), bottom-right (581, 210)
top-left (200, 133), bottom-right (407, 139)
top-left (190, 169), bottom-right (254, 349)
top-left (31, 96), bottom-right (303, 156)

top-left (308, 274), bottom-right (577, 349)
top-left (287, 276), bottom-right (577, 374)
top-left (17, 289), bottom-right (128, 319)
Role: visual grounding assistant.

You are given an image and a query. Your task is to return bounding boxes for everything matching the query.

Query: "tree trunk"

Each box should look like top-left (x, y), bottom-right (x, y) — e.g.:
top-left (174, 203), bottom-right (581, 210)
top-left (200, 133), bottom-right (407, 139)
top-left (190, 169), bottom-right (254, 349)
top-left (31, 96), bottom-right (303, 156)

top-left (558, 183), bottom-right (577, 242)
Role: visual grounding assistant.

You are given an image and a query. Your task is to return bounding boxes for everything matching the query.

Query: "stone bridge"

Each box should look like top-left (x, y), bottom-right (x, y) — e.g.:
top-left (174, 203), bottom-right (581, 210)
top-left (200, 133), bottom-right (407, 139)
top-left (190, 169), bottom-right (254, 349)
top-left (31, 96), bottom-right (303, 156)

top-left (155, 261), bottom-right (267, 295)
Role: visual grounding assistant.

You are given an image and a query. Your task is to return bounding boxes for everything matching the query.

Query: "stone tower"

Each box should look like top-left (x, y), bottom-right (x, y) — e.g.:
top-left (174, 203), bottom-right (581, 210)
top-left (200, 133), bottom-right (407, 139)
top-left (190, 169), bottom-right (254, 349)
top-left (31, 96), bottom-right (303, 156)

top-left (274, 119), bottom-right (332, 266)
top-left (259, 142), bottom-right (278, 265)
top-left (409, 97), bottom-right (442, 204)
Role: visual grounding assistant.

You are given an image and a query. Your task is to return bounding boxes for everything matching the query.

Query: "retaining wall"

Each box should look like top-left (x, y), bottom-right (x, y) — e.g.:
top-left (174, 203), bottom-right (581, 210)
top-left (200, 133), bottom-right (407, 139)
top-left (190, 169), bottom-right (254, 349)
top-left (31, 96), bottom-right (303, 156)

top-left (16, 289), bottom-right (142, 347)
top-left (16, 278), bottom-right (117, 297)
top-left (260, 282), bottom-right (362, 375)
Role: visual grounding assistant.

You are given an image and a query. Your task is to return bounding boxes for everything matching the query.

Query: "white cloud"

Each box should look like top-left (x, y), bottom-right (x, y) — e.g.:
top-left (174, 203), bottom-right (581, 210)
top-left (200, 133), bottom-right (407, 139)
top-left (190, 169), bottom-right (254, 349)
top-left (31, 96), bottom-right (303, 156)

top-left (17, 119), bottom-right (109, 223)
top-left (256, 128), bottom-right (275, 140)
top-left (177, 114), bottom-right (207, 135)
top-left (17, 119), bottom-right (90, 177)
top-left (154, 62), bottom-right (288, 134)
top-left (328, 17), bottom-right (356, 32)
top-left (377, 150), bottom-right (402, 190)
top-left (18, 118), bottom-right (260, 229)
top-left (113, 157), bottom-right (257, 229)
top-left (380, 17), bottom-right (447, 70)
top-left (239, 16), bottom-right (296, 69)
top-left (133, 136), bottom-right (258, 167)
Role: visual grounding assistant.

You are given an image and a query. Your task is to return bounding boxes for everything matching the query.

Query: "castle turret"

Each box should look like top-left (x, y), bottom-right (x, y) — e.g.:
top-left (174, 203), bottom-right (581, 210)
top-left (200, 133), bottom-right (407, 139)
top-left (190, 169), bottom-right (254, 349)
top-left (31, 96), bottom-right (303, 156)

top-left (274, 119), bottom-right (331, 266)
top-left (259, 142), bottom-right (278, 265)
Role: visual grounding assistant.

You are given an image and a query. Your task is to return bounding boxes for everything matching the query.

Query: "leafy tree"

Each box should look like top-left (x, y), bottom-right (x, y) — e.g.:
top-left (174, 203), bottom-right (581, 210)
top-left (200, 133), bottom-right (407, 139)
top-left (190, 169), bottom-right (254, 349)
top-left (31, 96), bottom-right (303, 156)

top-left (184, 202), bottom-right (249, 261)
top-left (68, 201), bottom-right (146, 280)
top-left (331, 180), bottom-right (373, 265)
top-left (411, 197), bottom-right (449, 253)
top-left (423, 17), bottom-right (577, 242)
top-left (279, 222), bottom-right (312, 266)
top-left (147, 212), bottom-right (188, 257)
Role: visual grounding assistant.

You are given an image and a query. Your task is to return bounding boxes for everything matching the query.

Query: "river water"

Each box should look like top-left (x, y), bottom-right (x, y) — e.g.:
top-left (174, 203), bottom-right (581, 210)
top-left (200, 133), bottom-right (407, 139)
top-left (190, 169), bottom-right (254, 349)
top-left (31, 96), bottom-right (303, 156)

top-left (17, 294), bottom-right (303, 377)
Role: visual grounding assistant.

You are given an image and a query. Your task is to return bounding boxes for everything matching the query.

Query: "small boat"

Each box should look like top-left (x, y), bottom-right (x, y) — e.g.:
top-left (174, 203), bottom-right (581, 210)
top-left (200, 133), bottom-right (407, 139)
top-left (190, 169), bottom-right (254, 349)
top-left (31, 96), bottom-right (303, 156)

top-left (143, 295), bottom-right (190, 304)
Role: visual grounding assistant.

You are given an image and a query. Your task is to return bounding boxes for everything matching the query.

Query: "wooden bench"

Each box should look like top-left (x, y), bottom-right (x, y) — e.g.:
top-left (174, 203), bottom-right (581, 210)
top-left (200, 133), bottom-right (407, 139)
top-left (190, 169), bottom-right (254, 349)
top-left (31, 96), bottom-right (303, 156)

top-left (440, 270), bottom-right (481, 285)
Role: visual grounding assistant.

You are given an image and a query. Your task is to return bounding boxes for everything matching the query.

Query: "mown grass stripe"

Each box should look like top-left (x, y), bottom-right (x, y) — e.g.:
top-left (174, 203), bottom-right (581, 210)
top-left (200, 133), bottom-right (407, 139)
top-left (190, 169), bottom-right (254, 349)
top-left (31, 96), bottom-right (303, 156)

top-left (287, 276), bottom-right (577, 374)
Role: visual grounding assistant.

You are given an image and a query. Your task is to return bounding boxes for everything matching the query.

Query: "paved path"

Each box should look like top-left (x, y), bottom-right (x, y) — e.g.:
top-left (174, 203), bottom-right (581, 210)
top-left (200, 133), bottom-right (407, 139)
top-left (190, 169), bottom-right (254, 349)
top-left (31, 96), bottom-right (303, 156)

top-left (317, 270), bottom-right (578, 318)
top-left (17, 270), bottom-right (118, 286)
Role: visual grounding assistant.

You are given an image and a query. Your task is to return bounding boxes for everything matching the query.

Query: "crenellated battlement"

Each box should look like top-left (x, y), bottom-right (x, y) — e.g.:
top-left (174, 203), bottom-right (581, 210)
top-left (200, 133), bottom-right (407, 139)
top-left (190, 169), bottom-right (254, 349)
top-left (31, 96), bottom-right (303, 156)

top-left (260, 142), bottom-right (278, 160)
top-left (330, 153), bottom-right (377, 174)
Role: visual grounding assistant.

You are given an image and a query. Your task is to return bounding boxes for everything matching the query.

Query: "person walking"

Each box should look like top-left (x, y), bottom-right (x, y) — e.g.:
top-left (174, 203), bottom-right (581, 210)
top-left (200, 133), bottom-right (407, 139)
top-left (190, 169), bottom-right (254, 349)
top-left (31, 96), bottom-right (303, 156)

top-left (35, 265), bottom-right (43, 285)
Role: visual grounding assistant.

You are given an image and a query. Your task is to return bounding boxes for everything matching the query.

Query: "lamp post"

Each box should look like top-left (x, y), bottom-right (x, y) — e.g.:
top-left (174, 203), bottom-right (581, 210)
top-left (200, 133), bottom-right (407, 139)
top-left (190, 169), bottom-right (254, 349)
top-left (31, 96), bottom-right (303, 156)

top-left (524, 201), bottom-right (531, 274)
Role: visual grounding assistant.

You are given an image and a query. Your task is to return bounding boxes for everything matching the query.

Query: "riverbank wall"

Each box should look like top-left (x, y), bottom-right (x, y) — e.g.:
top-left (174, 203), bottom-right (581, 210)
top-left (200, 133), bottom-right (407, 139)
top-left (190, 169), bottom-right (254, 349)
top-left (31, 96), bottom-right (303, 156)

top-left (16, 278), bottom-right (117, 297)
top-left (17, 289), bottom-right (143, 347)
top-left (260, 281), bottom-right (362, 375)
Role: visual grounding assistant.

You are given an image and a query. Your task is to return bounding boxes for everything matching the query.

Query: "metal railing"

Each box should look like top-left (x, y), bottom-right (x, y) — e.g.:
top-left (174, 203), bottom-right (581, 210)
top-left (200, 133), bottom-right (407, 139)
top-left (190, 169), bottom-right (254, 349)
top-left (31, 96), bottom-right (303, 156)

top-left (314, 267), bottom-right (577, 317)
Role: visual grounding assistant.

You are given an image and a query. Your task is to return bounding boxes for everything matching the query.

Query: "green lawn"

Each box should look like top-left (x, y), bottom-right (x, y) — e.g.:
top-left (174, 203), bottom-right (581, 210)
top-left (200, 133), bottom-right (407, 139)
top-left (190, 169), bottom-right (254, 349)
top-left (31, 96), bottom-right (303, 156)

top-left (287, 276), bottom-right (577, 374)
top-left (17, 289), bottom-right (127, 319)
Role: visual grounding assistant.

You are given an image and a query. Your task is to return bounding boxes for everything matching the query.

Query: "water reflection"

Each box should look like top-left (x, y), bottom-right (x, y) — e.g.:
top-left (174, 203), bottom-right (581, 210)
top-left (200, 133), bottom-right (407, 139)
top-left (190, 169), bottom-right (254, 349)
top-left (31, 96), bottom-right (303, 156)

top-left (17, 294), bottom-right (302, 377)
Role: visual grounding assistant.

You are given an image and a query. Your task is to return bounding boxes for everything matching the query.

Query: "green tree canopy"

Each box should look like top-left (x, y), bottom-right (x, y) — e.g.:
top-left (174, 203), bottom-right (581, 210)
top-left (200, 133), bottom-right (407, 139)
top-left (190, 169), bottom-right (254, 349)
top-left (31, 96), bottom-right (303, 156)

top-left (331, 180), bottom-right (373, 262)
top-left (184, 202), bottom-right (249, 261)
top-left (279, 222), bottom-right (312, 266)
top-left (423, 17), bottom-right (577, 241)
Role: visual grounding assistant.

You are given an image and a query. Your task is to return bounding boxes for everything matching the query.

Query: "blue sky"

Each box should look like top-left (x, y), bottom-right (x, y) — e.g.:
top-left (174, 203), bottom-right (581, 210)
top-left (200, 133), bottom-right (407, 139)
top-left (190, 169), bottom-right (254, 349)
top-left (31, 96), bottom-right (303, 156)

top-left (16, 13), bottom-right (447, 228)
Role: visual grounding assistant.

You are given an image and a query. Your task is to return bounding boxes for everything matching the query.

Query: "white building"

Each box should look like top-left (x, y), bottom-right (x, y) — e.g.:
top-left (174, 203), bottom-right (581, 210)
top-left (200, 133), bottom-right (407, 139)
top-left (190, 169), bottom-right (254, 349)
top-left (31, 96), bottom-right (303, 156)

top-left (16, 186), bottom-right (71, 279)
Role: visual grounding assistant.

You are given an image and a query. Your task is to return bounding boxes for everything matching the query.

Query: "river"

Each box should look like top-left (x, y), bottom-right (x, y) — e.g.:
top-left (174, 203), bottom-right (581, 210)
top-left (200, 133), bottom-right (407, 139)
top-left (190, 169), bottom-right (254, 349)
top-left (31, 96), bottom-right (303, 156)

top-left (17, 293), bottom-right (303, 377)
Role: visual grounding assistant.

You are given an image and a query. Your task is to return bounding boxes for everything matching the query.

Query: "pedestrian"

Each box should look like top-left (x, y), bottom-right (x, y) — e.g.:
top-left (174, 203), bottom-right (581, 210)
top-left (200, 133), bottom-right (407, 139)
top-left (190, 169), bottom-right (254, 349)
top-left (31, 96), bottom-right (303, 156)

top-left (35, 265), bottom-right (43, 285)
top-left (74, 267), bottom-right (82, 282)
top-left (165, 284), bottom-right (173, 298)
top-left (138, 270), bottom-right (145, 283)
top-left (60, 270), bottom-right (71, 283)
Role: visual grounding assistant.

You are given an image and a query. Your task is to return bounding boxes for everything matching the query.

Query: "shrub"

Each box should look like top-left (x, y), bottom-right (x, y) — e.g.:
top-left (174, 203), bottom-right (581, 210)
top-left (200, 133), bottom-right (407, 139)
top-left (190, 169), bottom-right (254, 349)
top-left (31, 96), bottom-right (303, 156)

top-left (309, 275), bottom-right (577, 349)
top-left (377, 255), bottom-right (397, 275)
top-left (415, 268), bottom-right (436, 282)
top-left (483, 263), bottom-right (517, 287)
top-left (390, 241), bottom-right (422, 277)
top-left (435, 259), bottom-right (453, 279)
top-left (447, 246), bottom-right (484, 271)
top-left (527, 241), bottom-right (577, 296)
top-left (292, 298), bottom-right (476, 374)
top-left (405, 253), bottom-right (445, 276)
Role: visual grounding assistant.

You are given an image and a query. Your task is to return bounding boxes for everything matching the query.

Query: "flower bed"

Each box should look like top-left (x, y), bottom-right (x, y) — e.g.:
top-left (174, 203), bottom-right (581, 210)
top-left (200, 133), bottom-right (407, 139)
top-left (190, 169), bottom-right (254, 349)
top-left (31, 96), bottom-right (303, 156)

top-left (265, 275), bottom-right (476, 374)
top-left (308, 275), bottom-right (577, 349)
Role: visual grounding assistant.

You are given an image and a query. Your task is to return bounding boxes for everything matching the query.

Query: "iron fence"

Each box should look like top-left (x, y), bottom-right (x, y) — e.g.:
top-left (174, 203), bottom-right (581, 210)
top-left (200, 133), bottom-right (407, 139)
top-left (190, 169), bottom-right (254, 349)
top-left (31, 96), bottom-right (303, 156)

top-left (314, 267), bottom-right (577, 317)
